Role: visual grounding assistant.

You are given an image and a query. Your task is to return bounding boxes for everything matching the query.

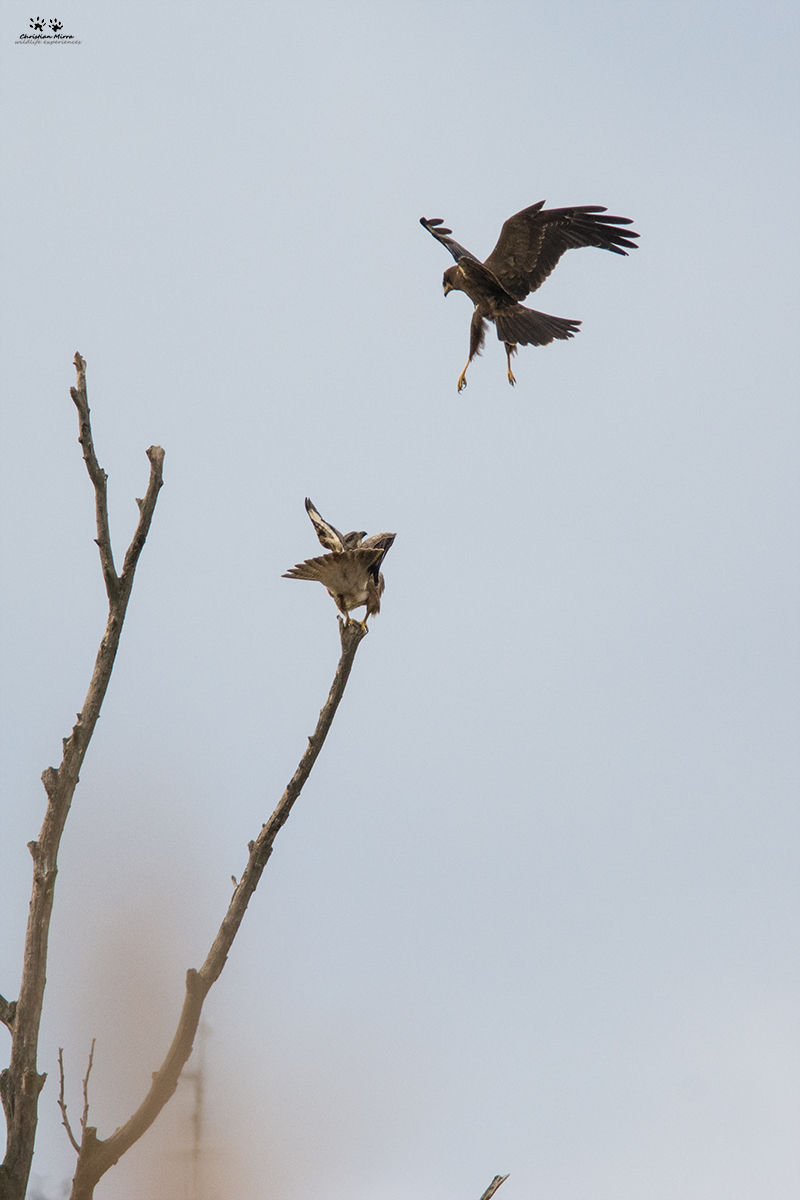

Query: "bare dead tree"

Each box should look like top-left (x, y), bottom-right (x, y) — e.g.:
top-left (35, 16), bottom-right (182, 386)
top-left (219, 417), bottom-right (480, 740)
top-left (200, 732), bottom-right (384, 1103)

top-left (0, 354), bottom-right (164, 1200)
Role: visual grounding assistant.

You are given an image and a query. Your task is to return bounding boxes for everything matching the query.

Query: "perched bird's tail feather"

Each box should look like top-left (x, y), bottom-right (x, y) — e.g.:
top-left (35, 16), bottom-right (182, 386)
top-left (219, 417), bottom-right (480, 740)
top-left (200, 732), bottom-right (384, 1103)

top-left (282, 548), bottom-right (385, 583)
top-left (495, 304), bottom-right (581, 347)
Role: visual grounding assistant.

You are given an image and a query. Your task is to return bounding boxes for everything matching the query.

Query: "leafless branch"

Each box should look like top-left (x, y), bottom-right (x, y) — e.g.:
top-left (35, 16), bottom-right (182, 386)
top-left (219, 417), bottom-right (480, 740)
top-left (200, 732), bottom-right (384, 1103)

top-left (69, 354), bottom-right (117, 598)
top-left (57, 1051), bottom-right (80, 1155)
top-left (0, 356), bottom-right (164, 1200)
top-left (81, 1041), bottom-right (96, 1140)
top-left (69, 617), bottom-right (369, 1200)
top-left (478, 1175), bottom-right (509, 1200)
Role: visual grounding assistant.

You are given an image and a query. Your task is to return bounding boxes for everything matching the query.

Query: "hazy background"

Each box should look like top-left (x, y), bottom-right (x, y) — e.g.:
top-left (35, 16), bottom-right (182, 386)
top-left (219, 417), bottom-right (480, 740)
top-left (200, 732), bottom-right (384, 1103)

top-left (1, 3), bottom-right (798, 1198)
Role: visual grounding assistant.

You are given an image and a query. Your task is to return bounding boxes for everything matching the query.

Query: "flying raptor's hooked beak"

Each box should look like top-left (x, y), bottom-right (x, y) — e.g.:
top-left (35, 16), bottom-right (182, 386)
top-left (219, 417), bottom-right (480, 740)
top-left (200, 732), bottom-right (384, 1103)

top-left (443, 279), bottom-right (453, 296)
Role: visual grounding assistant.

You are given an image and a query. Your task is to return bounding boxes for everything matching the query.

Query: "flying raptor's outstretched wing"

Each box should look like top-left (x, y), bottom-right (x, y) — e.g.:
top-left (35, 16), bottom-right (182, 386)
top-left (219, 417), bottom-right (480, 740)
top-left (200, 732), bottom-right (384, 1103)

top-left (483, 203), bottom-right (639, 301)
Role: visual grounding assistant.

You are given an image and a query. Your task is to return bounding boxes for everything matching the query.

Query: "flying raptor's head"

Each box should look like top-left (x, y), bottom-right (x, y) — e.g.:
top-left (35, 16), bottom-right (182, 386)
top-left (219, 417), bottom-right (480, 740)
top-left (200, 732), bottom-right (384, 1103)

top-left (442, 265), bottom-right (460, 296)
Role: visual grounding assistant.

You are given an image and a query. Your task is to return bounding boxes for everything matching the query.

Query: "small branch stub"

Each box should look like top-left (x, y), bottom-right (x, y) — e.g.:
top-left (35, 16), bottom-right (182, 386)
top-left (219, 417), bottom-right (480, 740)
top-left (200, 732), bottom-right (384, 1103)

top-left (0, 998), bottom-right (16, 1033)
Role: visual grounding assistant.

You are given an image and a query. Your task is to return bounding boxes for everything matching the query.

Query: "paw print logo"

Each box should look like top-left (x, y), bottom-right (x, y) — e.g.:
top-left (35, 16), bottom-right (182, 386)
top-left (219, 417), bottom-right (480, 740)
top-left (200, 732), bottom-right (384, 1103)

top-left (29, 16), bottom-right (46, 31)
top-left (49, 19), bottom-right (63, 32)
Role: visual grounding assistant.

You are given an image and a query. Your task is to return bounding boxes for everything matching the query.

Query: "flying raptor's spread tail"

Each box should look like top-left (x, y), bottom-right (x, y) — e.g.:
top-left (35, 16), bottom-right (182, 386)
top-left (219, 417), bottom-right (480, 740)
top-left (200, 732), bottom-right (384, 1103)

top-left (494, 304), bottom-right (581, 347)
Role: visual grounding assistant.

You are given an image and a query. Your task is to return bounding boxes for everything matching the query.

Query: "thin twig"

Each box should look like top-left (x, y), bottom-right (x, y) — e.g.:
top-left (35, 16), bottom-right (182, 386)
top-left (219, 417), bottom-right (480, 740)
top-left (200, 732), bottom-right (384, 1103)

top-left (80, 1040), bottom-right (95, 1138)
top-left (69, 354), bottom-right (117, 600)
top-left (57, 1051), bottom-right (80, 1154)
top-left (69, 618), bottom-right (369, 1199)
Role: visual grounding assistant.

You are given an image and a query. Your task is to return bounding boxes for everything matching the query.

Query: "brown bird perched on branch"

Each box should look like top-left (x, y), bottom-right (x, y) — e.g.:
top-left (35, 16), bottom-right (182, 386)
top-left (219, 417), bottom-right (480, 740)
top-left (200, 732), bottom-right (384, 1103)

top-left (420, 201), bottom-right (639, 391)
top-left (283, 498), bottom-right (396, 629)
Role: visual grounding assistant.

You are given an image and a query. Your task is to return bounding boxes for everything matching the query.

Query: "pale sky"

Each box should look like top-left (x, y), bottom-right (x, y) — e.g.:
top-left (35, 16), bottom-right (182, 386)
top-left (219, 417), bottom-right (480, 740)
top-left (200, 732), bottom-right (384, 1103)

top-left (1, 3), bottom-right (799, 1199)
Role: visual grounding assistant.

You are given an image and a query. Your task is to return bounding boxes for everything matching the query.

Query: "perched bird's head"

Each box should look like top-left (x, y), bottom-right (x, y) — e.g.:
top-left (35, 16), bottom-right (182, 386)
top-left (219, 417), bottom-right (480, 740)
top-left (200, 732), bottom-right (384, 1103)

top-left (442, 265), bottom-right (459, 296)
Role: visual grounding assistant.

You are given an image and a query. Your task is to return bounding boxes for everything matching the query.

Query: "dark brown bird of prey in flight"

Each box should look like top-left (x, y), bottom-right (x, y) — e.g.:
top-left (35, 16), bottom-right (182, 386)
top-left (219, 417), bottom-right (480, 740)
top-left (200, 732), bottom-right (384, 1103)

top-left (420, 201), bottom-right (639, 391)
top-left (283, 498), bottom-right (396, 629)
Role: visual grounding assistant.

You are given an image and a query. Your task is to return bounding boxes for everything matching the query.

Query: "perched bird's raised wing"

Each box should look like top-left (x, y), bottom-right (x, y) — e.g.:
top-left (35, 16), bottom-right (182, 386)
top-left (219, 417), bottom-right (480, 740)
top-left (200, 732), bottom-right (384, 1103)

top-left (419, 217), bottom-right (480, 265)
top-left (305, 497), bottom-right (367, 551)
top-left (483, 203), bottom-right (639, 301)
top-left (304, 497), bottom-right (347, 552)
